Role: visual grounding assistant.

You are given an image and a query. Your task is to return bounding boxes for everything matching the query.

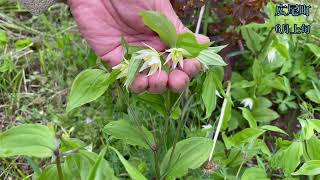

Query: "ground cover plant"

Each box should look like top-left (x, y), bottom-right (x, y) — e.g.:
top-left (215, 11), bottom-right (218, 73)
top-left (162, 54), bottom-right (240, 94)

top-left (1, 0), bottom-right (320, 179)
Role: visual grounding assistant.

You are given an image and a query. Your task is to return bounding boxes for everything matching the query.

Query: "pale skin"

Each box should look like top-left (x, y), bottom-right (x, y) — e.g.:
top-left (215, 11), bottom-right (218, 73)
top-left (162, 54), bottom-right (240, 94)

top-left (21, 0), bottom-right (209, 93)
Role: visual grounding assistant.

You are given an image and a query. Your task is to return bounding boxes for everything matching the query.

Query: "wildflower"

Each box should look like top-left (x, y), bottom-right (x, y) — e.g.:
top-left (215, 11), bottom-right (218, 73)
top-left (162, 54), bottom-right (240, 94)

top-left (165, 48), bottom-right (190, 69)
top-left (267, 48), bottom-right (277, 63)
top-left (241, 97), bottom-right (254, 109)
top-left (133, 44), bottom-right (162, 76)
top-left (202, 160), bottom-right (218, 174)
top-left (112, 57), bottom-right (129, 79)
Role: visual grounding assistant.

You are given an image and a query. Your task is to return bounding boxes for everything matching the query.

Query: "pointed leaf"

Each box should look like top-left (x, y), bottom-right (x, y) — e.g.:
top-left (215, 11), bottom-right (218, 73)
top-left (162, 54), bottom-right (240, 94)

top-left (67, 69), bottom-right (111, 112)
top-left (110, 147), bottom-right (147, 180)
top-left (0, 124), bottom-right (56, 158)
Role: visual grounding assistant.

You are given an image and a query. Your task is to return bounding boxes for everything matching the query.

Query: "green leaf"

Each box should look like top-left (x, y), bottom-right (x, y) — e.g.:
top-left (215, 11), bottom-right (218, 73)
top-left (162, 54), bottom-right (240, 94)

top-left (241, 167), bottom-right (269, 180)
top-left (230, 128), bottom-right (265, 146)
top-left (306, 43), bottom-right (320, 58)
top-left (140, 11), bottom-right (177, 47)
top-left (281, 142), bottom-right (303, 177)
top-left (176, 32), bottom-right (209, 57)
top-left (304, 136), bottom-right (320, 160)
top-left (241, 27), bottom-right (263, 53)
top-left (196, 49), bottom-right (227, 69)
top-left (202, 71), bottom-right (217, 119)
top-left (104, 120), bottom-right (154, 149)
top-left (110, 147), bottom-right (148, 180)
top-left (136, 93), bottom-right (166, 115)
top-left (252, 108), bottom-right (279, 122)
top-left (160, 137), bottom-right (213, 179)
top-left (0, 124), bottom-right (56, 158)
top-left (208, 45), bottom-right (228, 53)
top-left (37, 164), bottom-right (72, 180)
top-left (241, 108), bottom-right (257, 128)
top-left (0, 30), bottom-right (7, 45)
top-left (292, 160), bottom-right (320, 176)
top-left (124, 58), bottom-right (143, 89)
top-left (269, 76), bottom-right (291, 95)
top-left (260, 125), bottom-right (288, 135)
top-left (306, 90), bottom-right (320, 104)
top-left (67, 69), bottom-right (111, 113)
top-left (308, 119), bottom-right (320, 133)
top-left (88, 147), bottom-right (113, 180)
top-left (65, 150), bottom-right (117, 180)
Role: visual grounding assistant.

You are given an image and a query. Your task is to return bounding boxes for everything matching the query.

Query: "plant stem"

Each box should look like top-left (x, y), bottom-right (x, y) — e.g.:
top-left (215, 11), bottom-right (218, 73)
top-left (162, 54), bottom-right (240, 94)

top-left (208, 81), bottom-right (232, 162)
top-left (235, 160), bottom-right (244, 178)
top-left (165, 95), bottom-right (194, 176)
top-left (153, 150), bottom-right (161, 180)
top-left (54, 149), bottom-right (64, 180)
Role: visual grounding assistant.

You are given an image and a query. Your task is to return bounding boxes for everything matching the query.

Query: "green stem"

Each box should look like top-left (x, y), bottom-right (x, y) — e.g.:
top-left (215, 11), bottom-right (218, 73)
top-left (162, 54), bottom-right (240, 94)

top-left (54, 150), bottom-right (64, 180)
top-left (153, 150), bottom-right (161, 180)
top-left (164, 95), bottom-right (194, 177)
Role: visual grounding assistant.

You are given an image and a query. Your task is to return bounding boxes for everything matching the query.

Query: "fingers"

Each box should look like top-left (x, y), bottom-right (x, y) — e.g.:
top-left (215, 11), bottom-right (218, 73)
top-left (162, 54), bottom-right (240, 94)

top-left (148, 70), bottom-right (168, 94)
top-left (179, 59), bottom-right (202, 78)
top-left (168, 70), bottom-right (190, 93)
top-left (101, 46), bottom-right (123, 67)
top-left (129, 73), bottom-right (149, 93)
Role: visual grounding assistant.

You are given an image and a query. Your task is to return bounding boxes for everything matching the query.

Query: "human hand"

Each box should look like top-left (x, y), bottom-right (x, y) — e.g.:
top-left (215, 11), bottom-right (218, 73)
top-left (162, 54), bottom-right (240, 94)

top-left (68, 0), bottom-right (209, 94)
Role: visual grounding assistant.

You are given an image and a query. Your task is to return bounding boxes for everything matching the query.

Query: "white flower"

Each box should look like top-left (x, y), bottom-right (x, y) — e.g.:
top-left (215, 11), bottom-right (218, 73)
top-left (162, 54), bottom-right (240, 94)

top-left (241, 98), bottom-right (254, 109)
top-left (202, 124), bottom-right (212, 130)
top-left (267, 48), bottom-right (277, 63)
top-left (133, 44), bottom-right (162, 76)
top-left (112, 57), bottom-right (129, 79)
top-left (165, 48), bottom-right (190, 69)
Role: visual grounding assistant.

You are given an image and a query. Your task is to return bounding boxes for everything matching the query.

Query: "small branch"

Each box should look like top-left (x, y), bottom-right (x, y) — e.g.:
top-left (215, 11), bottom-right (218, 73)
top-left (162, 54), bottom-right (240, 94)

top-left (208, 81), bottom-right (232, 162)
top-left (196, 5), bottom-right (206, 35)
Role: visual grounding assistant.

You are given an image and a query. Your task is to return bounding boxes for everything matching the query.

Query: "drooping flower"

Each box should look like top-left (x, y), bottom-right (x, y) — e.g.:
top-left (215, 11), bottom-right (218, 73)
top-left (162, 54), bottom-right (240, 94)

top-left (133, 44), bottom-right (162, 76)
top-left (112, 57), bottom-right (129, 79)
top-left (241, 97), bottom-right (254, 109)
top-left (165, 48), bottom-right (190, 69)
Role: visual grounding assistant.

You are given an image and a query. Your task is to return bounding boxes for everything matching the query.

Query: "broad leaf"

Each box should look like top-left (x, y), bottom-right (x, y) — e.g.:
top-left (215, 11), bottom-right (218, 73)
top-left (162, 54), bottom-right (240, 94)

top-left (202, 71), bottom-right (217, 119)
top-left (176, 32), bottom-right (209, 57)
top-left (140, 11), bottom-right (177, 47)
top-left (88, 147), bottom-right (116, 180)
top-left (241, 108), bottom-right (257, 128)
top-left (160, 137), bottom-right (213, 179)
top-left (104, 120), bottom-right (154, 149)
top-left (111, 147), bottom-right (147, 180)
top-left (304, 136), bottom-right (320, 160)
top-left (281, 142), bottom-right (303, 177)
top-left (65, 150), bottom-right (117, 180)
top-left (306, 43), bottom-right (320, 58)
top-left (196, 49), bottom-right (227, 69)
top-left (67, 69), bottom-right (110, 113)
top-left (230, 128), bottom-right (265, 146)
top-left (292, 160), bottom-right (320, 176)
top-left (0, 124), bottom-right (56, 158)
top-left (241, 167), bottom-right (269, 180)
top-left (252, 108), bottom-right (279, 122)
top-left (306, 90), bottom-right (320, 104)
top-left (136, 93), bottom-right (166, 115)
top-left (260, 125), bottom-right (288, 135)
